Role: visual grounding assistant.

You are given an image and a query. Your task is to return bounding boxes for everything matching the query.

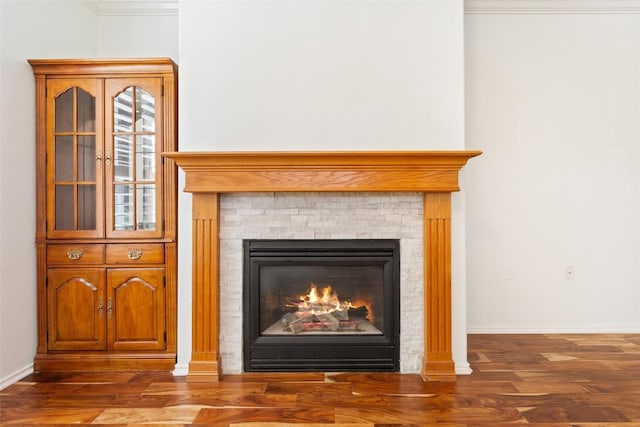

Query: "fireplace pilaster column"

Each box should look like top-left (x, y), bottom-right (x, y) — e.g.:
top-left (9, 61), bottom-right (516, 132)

top-left (188, 193), bottom-right (222, 381)
top-left (422, 192), bottom-right (455, 379)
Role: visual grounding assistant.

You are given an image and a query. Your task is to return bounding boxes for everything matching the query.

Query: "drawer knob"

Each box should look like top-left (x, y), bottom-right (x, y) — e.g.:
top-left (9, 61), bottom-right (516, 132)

top-left (66, 248), bottom-right (83, 260)
top-left (127, 248), bottom-right (143, 260)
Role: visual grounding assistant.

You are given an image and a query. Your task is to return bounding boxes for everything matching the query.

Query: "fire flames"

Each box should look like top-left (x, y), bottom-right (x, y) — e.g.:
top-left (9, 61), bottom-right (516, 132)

top-left (289, 284), bottom-right (354, 313)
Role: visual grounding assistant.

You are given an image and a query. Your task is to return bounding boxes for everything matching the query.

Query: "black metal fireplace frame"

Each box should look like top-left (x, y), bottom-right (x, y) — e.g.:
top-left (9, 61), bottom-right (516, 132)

top-left (243, 239), bottom-right (400, 372)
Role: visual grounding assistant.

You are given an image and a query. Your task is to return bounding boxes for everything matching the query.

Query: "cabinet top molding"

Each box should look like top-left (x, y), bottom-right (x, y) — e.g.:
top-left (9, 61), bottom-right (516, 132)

top-left (28, 58), bottom-right (177, 76)
top-left (163, 150), bottom-right (482, 193)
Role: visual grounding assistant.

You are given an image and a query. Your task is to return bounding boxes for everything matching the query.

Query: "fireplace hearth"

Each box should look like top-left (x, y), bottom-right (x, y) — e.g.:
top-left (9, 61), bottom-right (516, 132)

top-left (243, 239), bottom-right (400, 371)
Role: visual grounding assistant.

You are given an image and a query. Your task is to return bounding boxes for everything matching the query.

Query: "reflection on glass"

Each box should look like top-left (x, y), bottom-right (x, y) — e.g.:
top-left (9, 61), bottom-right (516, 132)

top-left (55, 185), bottom-right (74, 230)
top-left (78, 136), bottom-right (96, 181)
top-left (136, 135), bottom-right (155, 181)
top-left (77, 88), bottom-right (95, 132)
top-left (114, 87), bottom-right (134, 132)
top-left (114, 135), bottom-right (133, 181)
top-left (55, 88), bottom-right (73, 132)
top-left (136, 184), bottom-right (156, 230)
top-left (78, 185), bottom-right (96, 230)
top-left (111, 85), bottom-right (157, 233)
top-left (135, 87), bottom-right (155, 132)
top-left (55, 136), bottom-right (74, 181)
top-left (114, 184), bottom-right (134, 231)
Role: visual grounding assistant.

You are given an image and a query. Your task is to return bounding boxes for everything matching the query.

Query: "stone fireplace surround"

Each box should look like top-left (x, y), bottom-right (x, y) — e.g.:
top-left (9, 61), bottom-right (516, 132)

top-left (224, 194), bottom-right (419, 374)
top-left (164, 150), bottom-right (481, 381)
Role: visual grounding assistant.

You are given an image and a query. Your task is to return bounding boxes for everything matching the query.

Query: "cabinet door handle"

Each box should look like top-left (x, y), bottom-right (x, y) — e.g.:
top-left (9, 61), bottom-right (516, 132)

top-left (107, 298), bottom-right (113, 319)
top-left (66, 248), bottom-right (83, 260)
top-left (96, 149), bottom-right (102, 169)
top-left (97, 298), bottom-right (104, 319)
top-left (105, 149), bottom-right (111, 169)
top-left (127, 248), bottom-right (143, 260)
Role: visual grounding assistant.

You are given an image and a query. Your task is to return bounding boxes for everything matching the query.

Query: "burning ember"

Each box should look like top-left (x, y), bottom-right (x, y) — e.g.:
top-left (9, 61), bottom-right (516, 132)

top-left (281, 284), bottom-right (372, 334)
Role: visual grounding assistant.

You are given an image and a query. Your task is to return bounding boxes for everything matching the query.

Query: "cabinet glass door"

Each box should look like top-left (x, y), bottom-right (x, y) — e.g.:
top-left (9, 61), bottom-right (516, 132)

top-left (47, 80), bottom-right (104, 238)
top-left (105, 78), bottom-right (163, 238)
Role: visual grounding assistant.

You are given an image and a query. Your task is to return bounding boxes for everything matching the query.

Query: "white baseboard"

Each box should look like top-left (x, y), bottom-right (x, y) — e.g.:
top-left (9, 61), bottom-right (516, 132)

top-left (467, 327), bottom-right (640, 334)
top-left (0, 363), bottom-right (34, 391)
top-left (455, 362), bottom-right (473, 375)
top-left (172, 363), bottom-right (189, 377)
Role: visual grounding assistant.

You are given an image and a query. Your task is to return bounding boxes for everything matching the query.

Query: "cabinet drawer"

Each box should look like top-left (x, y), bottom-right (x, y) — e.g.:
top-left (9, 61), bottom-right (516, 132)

top-left (106, 244), bottom-right (164, 264)
top-left (47, 244), bottom-right (105, 265)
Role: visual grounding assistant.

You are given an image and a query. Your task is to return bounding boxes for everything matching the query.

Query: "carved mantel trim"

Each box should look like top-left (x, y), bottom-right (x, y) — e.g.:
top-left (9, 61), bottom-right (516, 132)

top-left (164, 150), bottom-right (481, 381)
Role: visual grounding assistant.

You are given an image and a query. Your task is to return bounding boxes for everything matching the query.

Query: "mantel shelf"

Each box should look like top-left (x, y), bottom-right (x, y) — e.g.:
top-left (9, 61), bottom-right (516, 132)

top-left (163, 150), bottom-right (481, 193)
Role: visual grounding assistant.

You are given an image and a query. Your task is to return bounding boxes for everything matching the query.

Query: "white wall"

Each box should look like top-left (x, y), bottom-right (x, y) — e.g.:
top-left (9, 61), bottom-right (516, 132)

top-left (0, 0), bottom-right (97, 388)
top-left (177, 0), bottom-right (470, 374)
top-left (465, 11), bottom-right (640, 332)
top-left (97, 15), bottom-right (178, 58)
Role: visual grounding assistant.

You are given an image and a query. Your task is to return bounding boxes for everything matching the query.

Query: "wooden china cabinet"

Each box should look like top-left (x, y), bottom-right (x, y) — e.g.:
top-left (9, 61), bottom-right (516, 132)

top-left (29, 58), bottom-right (178, 372)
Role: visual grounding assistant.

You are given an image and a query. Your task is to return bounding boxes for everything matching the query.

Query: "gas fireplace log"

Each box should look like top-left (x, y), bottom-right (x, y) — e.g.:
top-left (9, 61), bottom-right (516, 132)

top-left (282, 311), bottom-right (315, 324)
top-left (332, 309), bottom-right (349, 321)
top-left (348, 306), bottom-right (369, 319)
top-left (282, 312), bottom-right (315, 334)
top-left (312, 313), bottom-right (339, 330)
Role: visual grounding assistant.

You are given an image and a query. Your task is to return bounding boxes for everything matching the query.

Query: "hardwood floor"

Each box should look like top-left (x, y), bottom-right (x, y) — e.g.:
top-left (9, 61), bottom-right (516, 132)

top-left (2, 334), bottom-right (639, 425)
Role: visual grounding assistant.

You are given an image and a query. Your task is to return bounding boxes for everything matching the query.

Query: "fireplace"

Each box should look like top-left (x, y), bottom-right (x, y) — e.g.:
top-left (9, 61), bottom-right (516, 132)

top-left (163, 150), bottom-right (481, 381)
top-left (243, 239), bottom-right (400, 371)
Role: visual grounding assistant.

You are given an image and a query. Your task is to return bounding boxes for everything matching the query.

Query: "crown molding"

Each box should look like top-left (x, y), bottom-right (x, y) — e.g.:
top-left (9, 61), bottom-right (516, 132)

top-left (81, 0), bottom-right (640, 16)
top-left (465, 0), bottom-right (640, 14)
top-left (82, 0), bottom-right (178, 16)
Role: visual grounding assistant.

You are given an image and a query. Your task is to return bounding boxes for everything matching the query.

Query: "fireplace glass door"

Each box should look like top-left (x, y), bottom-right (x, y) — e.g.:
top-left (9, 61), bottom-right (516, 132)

top-left (244, 239), bottom-right (400, 372)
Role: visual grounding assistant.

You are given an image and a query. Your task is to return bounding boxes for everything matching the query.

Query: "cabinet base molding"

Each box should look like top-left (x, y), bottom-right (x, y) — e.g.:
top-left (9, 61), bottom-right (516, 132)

top-left (34, 353), bottom-right (176, 372)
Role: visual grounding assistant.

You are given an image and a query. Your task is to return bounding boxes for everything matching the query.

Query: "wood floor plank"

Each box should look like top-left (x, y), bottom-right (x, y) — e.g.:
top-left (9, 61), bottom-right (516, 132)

top-left (161, 391), bottom-right (298, 408)
top-left (295, 392), bottom-right (388, 409)
top-left (521, 405), bottom-right (630, 423)
top-left (0, 407), bottom-right (103, 424)
top-left (91, 406), bottom-right (203, 424)
top-left (143, 381), bottom-right (268, 395)
top-left (264, 381), bottom-right (353, 395)
top-left (193, 407), bottom-right (336, 424)
top-left (335, 406), bottom-right (527, 424)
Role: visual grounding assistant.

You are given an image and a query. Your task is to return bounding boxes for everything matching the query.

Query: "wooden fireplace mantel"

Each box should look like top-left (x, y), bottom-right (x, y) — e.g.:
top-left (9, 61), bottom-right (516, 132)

top-left (164, 150), bottom-right (481, 381)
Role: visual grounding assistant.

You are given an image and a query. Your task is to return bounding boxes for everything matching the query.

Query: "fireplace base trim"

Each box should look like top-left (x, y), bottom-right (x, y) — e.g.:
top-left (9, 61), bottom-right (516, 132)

top-left (422, 356), bottom-right (457, 381)
top-left (187, 358), bottom-right (222, 382)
